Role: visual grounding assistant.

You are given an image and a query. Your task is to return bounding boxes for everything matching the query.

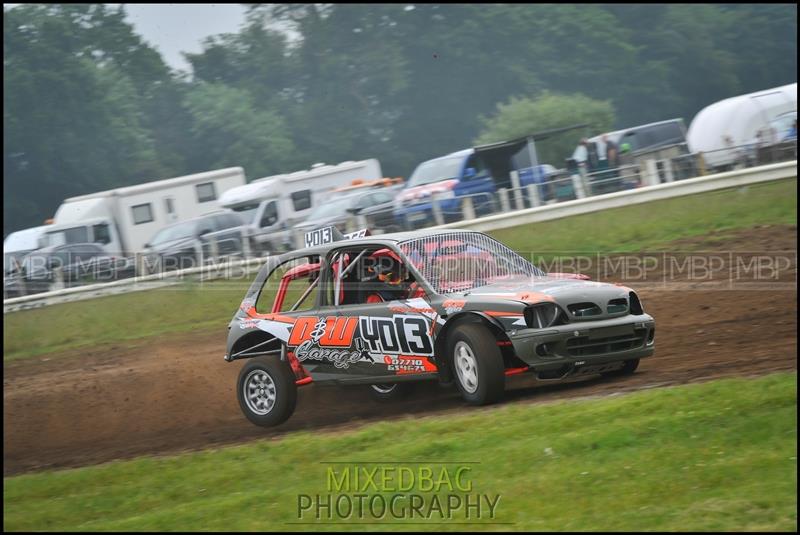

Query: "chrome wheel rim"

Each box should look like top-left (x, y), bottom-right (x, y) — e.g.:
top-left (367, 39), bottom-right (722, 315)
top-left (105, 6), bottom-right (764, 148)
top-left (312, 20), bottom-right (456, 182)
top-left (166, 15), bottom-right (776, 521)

top-left (454, 341), bottom-right (479, 394)
top-left (244, 369), bottom-right (277, 415)
top-left (371, 383), bottom-right (397, 395)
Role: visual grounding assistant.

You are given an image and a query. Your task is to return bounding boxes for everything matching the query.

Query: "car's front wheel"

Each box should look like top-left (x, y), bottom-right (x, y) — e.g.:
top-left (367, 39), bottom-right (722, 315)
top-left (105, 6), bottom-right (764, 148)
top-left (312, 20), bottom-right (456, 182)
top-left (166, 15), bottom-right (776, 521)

top-left (237, 358), bottom-right (297, 427)
top-left (448, 323), bottom-right (505, 405)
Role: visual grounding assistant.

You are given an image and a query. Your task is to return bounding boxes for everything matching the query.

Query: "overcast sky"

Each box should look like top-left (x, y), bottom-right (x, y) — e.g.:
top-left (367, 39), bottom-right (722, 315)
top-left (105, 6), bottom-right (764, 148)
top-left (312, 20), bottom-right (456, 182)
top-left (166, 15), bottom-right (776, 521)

top-left (4, 3), bottom-right (250, 72)
top-left (119, 4), bottom-right (248, 72)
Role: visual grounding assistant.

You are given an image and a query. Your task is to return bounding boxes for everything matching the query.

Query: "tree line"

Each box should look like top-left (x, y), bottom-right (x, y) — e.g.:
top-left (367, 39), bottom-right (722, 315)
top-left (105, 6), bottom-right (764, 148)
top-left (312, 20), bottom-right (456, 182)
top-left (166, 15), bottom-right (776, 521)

top-left (4, 3), bottom-right (797, 234)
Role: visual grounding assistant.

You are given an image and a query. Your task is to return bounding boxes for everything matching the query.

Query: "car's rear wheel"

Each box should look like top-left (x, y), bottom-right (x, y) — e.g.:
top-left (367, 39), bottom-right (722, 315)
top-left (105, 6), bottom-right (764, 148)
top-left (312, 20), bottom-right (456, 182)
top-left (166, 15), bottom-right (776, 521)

top-left (237, 358), bottom-right (297, 427)
top-left (367, 382), bottom-right (415, 401)
top-left (602, 358), bottom-right (640, 377)
top-left (448, 323), bottom-right (505, 405)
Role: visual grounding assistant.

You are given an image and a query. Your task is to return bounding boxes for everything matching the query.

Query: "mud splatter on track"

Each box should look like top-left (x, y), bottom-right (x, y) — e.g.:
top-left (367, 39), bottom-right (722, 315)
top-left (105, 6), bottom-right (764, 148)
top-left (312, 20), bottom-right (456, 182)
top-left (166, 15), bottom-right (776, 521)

top-left (4, 225), bottom-right (796, 475)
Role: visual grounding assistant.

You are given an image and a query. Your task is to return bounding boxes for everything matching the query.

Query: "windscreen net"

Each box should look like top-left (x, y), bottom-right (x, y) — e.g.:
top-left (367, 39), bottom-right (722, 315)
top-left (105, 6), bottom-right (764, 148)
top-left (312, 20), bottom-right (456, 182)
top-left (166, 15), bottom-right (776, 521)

top-left (399, 231), bottom-right (544, 294)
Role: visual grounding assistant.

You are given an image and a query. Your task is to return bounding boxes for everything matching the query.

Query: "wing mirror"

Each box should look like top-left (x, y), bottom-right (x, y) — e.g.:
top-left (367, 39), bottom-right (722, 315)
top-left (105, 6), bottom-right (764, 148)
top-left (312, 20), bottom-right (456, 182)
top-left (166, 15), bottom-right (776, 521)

top-left (464, 167), bottom-right (477, 180)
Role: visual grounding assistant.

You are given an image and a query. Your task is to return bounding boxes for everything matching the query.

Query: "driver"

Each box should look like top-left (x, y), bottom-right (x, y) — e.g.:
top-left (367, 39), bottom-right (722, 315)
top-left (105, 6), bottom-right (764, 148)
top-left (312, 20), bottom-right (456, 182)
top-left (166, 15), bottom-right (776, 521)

top-left (363, 249), bottom-right (413, 303)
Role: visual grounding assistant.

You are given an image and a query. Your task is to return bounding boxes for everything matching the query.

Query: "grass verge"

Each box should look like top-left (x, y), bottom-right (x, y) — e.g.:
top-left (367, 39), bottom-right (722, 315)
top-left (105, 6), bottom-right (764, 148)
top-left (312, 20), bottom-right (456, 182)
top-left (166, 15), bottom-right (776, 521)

top-left (4, 178), bottom-right (797, 361)
top-left (3, 372), bottom-right (797, 531)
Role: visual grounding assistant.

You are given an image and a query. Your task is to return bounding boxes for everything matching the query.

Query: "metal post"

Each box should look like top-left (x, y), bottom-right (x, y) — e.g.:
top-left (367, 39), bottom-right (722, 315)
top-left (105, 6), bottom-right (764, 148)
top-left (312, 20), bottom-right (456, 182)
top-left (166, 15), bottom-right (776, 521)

top-left (662, 158), bottom-right (675, 183)
top-left (241, 227), bottom-right (252, 258)
top-left (572, 169), bottom-right (587, 199)
top-left (462, 196), bottom-right (476, 220)
top-left (526, 184), bottom-right (541, 208)
top-left (51, 267), bottom-right (65, 291)
top-left (644, 159), bottom-right (660, 186)
top-left (498, 188), bottom-right (511, 212)
top-left (431, 193), bottom-right (444, 226)
top-left (292, 227), bottom-right (304, 250)
top-left (510, 170), bottom-right (524, 210)
top-left (209, 236), bottom-right (219, 263)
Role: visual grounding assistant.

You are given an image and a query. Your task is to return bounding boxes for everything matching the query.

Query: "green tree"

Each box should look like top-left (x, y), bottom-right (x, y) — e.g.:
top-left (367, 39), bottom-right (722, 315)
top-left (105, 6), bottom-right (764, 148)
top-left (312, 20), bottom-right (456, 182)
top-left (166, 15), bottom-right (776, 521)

top-left (183, 83), bottom-right (296, 178)
top-left (475, 93), bottom-right (616, 166)
top-left (3, 4), bottom-right (166, 234)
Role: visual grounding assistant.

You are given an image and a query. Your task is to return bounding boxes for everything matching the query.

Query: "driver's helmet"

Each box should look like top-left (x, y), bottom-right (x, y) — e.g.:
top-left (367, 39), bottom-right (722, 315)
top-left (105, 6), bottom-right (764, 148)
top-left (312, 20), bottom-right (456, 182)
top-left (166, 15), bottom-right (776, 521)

top-left (367, 248), bottom-right (408, 286)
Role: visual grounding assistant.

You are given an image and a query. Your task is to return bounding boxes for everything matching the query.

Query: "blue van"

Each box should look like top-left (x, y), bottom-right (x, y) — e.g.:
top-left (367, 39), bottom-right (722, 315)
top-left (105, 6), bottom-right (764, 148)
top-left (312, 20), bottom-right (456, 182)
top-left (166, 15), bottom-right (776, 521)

top-left (393, 149), bottom-right (498, 229)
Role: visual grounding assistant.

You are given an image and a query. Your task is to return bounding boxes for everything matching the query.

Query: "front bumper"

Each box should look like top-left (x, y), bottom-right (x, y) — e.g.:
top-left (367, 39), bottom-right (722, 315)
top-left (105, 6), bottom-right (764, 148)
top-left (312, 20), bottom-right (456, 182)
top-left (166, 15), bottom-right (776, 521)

top-left (508, 313), bottom-right (655, 372)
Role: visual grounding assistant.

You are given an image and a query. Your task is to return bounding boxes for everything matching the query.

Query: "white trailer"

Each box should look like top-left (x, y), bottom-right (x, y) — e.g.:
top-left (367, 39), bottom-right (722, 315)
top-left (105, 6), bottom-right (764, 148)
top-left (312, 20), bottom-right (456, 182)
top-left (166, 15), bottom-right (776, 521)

top-left (43, 167), bottom-right (246, 255)
top-left (219, 159), bottom-right (383, 252)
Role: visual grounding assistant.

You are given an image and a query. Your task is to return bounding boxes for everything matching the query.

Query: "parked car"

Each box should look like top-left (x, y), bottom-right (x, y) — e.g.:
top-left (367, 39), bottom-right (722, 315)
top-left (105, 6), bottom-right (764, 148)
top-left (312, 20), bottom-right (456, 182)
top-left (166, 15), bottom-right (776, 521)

top-left (293, 181), bottom-right (403, 239)
top-left (6, 243), bottom-right (134, 296)
top-left (393, 149), bottom-right (498, 229)
top-left (142, 211), bottom-right (246, 271)
top-left (220, 159), bottom-right (384, 255)
top-left (225, 226), bottom-right (656, 427)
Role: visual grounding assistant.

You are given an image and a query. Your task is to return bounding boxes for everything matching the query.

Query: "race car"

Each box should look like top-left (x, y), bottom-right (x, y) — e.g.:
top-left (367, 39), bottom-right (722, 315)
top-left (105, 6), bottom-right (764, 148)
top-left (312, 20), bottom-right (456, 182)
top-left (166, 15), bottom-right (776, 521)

top-left (225, 227), bottom-right (655, 427)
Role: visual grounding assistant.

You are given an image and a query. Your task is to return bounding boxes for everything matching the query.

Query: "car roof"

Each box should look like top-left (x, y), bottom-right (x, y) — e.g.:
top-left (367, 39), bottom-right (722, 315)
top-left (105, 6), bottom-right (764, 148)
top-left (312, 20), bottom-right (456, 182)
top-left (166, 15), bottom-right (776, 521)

top-left (295, 228), bottom-right (482, 257)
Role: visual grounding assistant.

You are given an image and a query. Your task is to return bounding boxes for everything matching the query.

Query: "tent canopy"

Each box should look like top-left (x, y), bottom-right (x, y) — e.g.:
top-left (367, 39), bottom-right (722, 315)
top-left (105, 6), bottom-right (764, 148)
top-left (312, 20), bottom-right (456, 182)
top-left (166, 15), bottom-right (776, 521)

top-left (687, 83), bottom-right (797, 165)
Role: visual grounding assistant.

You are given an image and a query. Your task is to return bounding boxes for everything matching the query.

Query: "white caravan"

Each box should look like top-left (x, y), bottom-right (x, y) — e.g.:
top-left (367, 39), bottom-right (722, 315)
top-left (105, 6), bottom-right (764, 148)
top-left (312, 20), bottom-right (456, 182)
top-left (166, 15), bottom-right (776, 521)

top-left (43, 167), bottom-right (247, 255)
top-left (219, 159), bottom-right (383, 252)
top-left (687, 82), bottom-right (797, 169)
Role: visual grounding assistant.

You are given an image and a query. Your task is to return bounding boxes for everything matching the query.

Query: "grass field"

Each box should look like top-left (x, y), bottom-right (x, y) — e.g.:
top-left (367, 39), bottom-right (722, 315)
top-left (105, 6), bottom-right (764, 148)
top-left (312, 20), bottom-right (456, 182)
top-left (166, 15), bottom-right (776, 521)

top-left (4, 372), bottom-right (797, 531)
top-left (4, 178), bottom-right (797, 361)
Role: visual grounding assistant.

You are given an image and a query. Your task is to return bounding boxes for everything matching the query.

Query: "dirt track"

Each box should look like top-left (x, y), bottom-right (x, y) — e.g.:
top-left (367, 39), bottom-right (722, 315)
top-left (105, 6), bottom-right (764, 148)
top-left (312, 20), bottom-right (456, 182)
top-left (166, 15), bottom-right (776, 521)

top-left (4, 225), bottom-right (797, 476)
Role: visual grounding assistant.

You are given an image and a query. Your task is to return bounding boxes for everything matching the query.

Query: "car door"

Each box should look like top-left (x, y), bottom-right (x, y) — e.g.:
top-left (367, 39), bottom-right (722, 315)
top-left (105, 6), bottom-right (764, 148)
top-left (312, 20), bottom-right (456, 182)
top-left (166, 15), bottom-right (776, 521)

top-left (319, 243), bottom-right (439, 383)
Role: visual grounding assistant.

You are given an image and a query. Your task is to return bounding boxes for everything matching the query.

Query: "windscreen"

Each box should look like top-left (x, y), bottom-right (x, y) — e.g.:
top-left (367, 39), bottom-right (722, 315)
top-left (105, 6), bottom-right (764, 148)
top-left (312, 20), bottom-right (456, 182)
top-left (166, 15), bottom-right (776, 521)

top-left (308, 194), bottom-right (357, 219)
top-left (150, 221), bottom-right (196, 245)
top-left (399, 232), bottom-right (544, 293)
top-left (406, 156), bottom-right (463, 187)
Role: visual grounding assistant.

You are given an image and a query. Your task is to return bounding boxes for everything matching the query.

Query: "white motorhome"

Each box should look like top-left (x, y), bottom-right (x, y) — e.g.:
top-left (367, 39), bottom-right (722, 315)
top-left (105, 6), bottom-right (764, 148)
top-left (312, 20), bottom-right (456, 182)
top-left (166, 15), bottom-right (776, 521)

top-left (687, 83), bottom-right (797, 169)
top-left (43, 167), bottom-right (247, 255)
top-left (219, 159), bottom-right (383, 252)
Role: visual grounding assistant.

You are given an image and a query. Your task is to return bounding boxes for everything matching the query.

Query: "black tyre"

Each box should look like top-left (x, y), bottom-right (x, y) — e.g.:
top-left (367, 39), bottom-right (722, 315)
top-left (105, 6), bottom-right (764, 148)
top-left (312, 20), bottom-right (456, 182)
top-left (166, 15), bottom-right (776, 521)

top-left (367, 382), bottom-right (416, 401)
top-left (237, 358), bottom-right (297, 427)
top-left (602, 358), bottom-right (640, 377)
top-left (448, 323), bottom-right (505, 405)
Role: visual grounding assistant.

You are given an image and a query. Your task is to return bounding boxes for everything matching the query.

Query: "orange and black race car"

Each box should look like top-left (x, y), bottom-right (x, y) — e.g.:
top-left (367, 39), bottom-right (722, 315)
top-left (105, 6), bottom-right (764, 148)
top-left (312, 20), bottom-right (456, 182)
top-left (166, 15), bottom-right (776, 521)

top-left (225, 227), bottom-right (655, 427)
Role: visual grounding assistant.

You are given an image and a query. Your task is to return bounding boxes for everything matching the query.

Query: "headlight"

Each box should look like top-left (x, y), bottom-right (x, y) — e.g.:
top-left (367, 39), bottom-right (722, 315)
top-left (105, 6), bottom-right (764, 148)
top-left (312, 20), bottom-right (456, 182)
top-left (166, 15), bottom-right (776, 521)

top-left (629, 291), bottom-right (644, 315)
top-left (524, 303), bottom-right (563, 328)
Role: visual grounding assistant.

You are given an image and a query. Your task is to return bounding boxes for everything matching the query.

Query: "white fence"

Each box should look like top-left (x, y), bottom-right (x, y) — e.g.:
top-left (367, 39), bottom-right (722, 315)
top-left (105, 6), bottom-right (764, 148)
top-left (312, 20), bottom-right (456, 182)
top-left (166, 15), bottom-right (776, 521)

top-left (3, 159), bottom-right (796, 314)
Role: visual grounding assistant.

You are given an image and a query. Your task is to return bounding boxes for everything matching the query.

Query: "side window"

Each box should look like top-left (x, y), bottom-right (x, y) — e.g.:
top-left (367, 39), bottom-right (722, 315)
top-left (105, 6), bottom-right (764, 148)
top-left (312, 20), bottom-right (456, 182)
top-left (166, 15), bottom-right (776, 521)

top-left (132, 204), bottom-right (154, 225)
top-left (71, 245), bottom-right (102, 261)
top-left (260, 201), bottom-right (279, 228)
top-left (256, 256), bottom-right (321, 314)
top-left (211, 214), bottom-right (231, 231)
top-left (327, 246), bottom-right (419, 307)
top-left (464, 154), bottom-right (489, 178)
top-left (196, 182), bottom-right (217, 203)
top-left (638, 127), bottom-right (659, 150)
top-left (354, 194), bottom-right (373, 210)
top-left (224, 213), bottom-right (243, 229)
top-left (291, 190), bottom-right (312, 211)
top-left (92, 223), bottom-right (111, 245)
top-left (196, 219), bottom-right (214, 236)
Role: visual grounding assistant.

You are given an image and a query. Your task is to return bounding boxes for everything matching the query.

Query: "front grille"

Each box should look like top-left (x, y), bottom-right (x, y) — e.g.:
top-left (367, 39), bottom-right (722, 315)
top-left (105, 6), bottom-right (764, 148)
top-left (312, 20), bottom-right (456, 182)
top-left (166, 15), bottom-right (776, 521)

top-left (566, 329), bottom-right (647, 357)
